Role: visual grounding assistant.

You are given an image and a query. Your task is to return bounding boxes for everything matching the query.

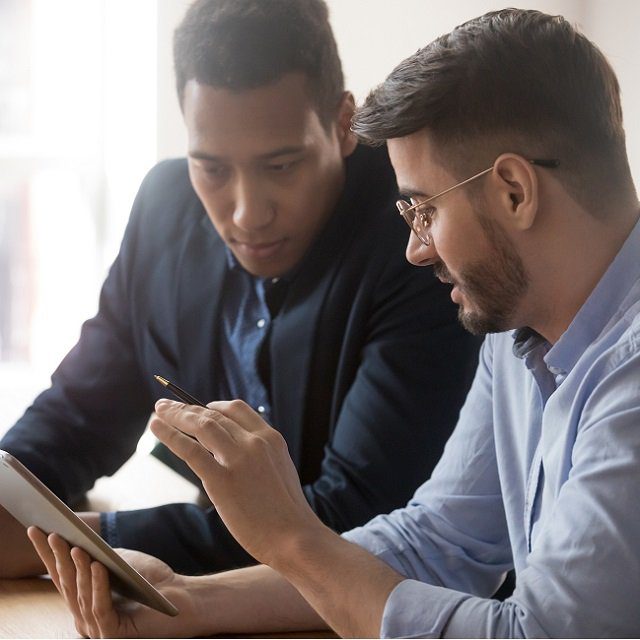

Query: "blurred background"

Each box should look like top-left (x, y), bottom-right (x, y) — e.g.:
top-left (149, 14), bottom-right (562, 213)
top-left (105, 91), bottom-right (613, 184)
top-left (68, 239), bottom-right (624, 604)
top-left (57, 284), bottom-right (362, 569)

top-left (1, 0), bottom-right (639, 433)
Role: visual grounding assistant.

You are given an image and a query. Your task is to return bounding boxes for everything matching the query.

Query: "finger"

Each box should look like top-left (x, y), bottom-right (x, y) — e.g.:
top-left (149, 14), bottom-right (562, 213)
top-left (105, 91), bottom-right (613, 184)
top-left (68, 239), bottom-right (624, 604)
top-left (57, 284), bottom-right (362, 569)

top-left (27, 527), bottom-right (61, 590)
top-left (152, 402), bottom-right (243, 463)
top-left (71, 547), bottom-right (101, 638)
top-left (90, 561), bottom-right (121, 638)
top-left (206, 399), bottom-right (268, 434)
top-left (150, 415), bottom-right (226, 480)
top-left (155, 399), bottom-right (238, 441)
top-left (47, 534), bottom-right (87, 631)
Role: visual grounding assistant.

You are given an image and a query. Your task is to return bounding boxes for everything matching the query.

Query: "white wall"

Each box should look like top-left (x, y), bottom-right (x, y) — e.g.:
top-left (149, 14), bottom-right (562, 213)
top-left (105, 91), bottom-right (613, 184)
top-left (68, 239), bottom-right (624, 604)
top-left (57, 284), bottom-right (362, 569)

top-left (582, 1), bottom-right (640, 186)
top-left (157, 0), bottom-right (191, 160)
top-left (156, 0), bottom-right (640, 186)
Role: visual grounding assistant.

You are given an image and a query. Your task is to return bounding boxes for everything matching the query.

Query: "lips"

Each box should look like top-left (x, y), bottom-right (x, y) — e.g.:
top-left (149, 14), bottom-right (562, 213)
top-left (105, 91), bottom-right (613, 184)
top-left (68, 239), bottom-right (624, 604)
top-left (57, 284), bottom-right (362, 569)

top-left (232, 238), bottom-right (286, 260)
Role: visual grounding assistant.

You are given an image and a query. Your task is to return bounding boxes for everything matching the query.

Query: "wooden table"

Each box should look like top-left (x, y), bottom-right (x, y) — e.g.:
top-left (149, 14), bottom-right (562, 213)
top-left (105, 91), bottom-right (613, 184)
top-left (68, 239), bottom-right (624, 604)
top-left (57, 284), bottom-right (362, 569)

top-left (0, 446), bottom-right (336, 638)
top-left (0, 576), bottom-right (79, 638)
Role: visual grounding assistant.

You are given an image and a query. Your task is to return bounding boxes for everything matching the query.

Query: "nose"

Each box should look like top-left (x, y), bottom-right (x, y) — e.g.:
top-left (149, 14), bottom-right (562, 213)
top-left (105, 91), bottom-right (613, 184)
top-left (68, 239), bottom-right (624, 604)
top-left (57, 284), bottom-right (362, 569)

top-left (405, 231), bottom-right (437, 266)
top-left (232, 177), bottom-right (275, 232)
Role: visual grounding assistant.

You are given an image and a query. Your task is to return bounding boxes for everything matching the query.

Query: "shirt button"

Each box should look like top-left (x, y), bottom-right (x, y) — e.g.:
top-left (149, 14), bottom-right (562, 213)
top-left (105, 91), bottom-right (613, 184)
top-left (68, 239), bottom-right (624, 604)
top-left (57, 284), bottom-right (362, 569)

top-left (271, 277), bottom-right (280, 284)
top-left (257, 318), bottom-right (266, 329)
top-left (257, 405), bottom-right (266, 414)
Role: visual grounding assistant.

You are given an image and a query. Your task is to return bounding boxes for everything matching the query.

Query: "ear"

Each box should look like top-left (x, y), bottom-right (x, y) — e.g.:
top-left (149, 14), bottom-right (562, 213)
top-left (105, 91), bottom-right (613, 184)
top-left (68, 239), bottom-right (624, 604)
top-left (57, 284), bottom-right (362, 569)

top-left (335, 91), bottom-right (358, 158)
top-left (490, 153), bottom-right (539, 231)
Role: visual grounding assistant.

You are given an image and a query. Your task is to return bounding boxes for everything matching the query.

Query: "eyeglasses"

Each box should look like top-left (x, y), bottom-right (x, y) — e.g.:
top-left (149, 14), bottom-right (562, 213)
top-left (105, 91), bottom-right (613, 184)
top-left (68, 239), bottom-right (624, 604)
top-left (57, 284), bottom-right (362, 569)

top-left (396, 158), bottom-right (560, 246)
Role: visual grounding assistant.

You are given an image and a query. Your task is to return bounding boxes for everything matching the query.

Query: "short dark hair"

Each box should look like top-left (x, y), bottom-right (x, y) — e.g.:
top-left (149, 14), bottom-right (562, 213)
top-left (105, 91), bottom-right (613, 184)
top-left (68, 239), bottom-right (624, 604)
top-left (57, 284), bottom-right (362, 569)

top-left (352, 9), bottom-right (634, 214)
top-left (173, 0), bottom-right (344, 128)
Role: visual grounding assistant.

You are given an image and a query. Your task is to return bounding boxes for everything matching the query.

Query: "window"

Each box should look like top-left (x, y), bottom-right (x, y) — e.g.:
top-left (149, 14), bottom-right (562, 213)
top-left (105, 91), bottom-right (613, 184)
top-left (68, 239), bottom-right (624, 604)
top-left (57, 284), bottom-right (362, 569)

top-left (0, 0), bottom-right (157, 431)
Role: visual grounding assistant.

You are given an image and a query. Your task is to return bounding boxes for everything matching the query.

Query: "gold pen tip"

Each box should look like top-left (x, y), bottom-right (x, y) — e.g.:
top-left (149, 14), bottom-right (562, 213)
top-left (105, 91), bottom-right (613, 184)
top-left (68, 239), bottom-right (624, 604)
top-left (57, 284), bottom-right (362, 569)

top-left (154, 375), bottom-right (169, 386)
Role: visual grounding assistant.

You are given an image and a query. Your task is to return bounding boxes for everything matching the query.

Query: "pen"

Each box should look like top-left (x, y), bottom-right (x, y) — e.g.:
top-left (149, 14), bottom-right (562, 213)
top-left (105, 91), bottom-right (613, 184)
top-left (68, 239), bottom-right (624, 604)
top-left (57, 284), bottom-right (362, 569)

top-left (154, 375), bottom-right (207, 407)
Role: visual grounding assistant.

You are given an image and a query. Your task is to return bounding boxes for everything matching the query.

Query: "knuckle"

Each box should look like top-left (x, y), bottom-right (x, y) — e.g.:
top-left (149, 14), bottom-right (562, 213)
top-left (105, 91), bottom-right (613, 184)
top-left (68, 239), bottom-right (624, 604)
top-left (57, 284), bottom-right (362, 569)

top-left (195, 412), bottom-right (211, 433)
top-left (228, 399), bottom-right (248, 413)
top-left (264, 427), bottom-right (286, 448)
top-left (92, 601), bottom-right (107, 618)
top-left (58, 580), bottom-right (72, 598)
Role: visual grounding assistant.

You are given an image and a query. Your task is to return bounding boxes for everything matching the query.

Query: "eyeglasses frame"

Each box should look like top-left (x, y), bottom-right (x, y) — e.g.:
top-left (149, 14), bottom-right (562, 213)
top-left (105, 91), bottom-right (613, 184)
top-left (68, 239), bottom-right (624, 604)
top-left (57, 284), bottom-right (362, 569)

top-left (396, 158), bottom-right (560, 246)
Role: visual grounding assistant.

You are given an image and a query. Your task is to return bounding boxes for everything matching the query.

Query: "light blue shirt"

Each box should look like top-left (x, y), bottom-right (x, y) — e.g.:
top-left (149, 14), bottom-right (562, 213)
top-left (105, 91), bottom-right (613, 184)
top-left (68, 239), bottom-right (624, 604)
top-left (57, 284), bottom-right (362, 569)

top-left (343, 216), bottom-right (640, 637)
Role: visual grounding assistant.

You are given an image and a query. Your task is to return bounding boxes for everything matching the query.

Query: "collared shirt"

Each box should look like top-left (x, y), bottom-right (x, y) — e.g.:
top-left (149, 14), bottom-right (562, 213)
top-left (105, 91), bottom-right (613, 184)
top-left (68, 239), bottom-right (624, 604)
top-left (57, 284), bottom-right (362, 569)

top-left (343, 216), bottom-right (640, 637)
top-left (218, 249), bottom-right (284, 424)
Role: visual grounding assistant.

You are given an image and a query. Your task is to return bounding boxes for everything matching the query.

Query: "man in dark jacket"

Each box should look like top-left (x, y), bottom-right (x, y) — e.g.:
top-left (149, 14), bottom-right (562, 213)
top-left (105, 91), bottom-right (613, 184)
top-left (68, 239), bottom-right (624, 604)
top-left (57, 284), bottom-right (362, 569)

top-left (0, 0), bottom-right (479, 576)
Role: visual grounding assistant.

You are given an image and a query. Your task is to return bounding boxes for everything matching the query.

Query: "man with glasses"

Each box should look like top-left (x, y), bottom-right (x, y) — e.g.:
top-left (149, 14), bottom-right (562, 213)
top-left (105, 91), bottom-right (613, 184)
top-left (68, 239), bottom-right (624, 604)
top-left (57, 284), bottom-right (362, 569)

top-left (30, 8), bottom-right (640, 638)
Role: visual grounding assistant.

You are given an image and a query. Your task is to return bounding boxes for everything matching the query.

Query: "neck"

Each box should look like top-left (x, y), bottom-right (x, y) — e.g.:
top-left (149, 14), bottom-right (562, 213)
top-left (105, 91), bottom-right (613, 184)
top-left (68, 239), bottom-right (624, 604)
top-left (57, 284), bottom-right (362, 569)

top-left (522, 198), bottom-right (639, 344)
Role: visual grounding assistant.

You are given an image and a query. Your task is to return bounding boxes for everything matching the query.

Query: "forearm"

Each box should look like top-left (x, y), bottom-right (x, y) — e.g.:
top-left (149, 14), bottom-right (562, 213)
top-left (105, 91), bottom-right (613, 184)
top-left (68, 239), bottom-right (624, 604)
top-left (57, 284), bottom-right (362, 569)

top-left (0, 507), bottom-right (44, 577)
top-left (191, 564), bottom-right (327, 637)
top-left (270, 524), bottom-right (404, 639)
top-left (0, 509), bottom-right (101, 578)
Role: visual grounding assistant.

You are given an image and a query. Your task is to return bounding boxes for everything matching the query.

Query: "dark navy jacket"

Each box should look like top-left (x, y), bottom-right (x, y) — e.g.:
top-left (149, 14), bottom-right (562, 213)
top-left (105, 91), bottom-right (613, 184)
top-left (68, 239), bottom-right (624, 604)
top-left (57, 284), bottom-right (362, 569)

top-left (1, 146), bottom-right (480, 573)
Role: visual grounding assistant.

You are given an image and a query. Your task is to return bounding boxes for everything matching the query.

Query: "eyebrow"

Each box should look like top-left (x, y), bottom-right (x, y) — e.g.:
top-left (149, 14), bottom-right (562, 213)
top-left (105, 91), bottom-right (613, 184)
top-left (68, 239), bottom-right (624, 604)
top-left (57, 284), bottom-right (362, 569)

top-left (189, 146), bottom-right (306, 162)
top-left (398, 187), bottom-right (432, 200)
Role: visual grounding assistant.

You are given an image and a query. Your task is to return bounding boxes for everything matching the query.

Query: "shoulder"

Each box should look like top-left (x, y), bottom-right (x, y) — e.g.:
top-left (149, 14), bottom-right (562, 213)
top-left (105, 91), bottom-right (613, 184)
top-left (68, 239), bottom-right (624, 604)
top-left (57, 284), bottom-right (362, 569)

top-left (588, 297), bottom-right (640, 383)
top-left (135, 158), bottom-right (194, 210)
top-left (341, 146), bottom-right (409, 267)
top-left (127, 158), bottom-right (209, 237)
top-left (116, 159), bottom-right (219, 269)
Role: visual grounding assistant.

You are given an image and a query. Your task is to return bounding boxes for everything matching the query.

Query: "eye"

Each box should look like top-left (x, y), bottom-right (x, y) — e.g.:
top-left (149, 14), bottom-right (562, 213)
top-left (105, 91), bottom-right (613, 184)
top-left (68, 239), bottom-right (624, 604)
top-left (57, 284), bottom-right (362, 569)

top-left (266, 160), bottom-right (299, 173)
top-left (410, 199), bottom-right (435, 225)
top-left (191, 160), bottom-right (231, 183)
top-left (417, 205), bottom-right (435, 225)
top-left (203, 164), bottom-right (230, 178)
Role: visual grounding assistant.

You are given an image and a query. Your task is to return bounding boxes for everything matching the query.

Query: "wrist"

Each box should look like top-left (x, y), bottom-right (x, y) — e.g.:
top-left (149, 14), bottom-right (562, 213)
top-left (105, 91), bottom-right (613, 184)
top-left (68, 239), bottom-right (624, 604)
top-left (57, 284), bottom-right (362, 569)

top-left (268, 520), bottom-right (337, 577)
top-left (162, 574), bottom-right (225, 638)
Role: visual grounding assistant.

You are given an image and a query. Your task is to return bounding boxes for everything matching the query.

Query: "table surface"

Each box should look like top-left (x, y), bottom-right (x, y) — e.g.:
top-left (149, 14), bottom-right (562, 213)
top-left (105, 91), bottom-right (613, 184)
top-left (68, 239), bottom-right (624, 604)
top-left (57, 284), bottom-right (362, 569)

top-left (0, 447), bottom-right (336, 638)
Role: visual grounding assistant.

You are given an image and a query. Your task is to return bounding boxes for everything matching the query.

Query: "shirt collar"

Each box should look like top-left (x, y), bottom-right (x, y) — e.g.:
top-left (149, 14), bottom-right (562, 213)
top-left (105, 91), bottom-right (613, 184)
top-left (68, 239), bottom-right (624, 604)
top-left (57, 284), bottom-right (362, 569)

top-left (512, 327), bottom-right (547, 359)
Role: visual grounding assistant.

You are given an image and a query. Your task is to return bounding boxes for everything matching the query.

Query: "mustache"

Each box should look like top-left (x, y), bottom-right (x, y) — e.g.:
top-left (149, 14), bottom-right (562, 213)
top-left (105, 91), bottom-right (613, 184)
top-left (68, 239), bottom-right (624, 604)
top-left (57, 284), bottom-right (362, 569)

top-left (433, 262), bottom-right (454, 285)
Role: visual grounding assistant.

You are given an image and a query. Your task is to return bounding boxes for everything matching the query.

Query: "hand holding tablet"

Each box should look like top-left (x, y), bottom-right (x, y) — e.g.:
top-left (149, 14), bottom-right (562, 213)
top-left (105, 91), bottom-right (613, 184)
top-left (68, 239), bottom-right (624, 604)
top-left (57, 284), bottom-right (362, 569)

top-left (0, 450), bottom-right (178, 616)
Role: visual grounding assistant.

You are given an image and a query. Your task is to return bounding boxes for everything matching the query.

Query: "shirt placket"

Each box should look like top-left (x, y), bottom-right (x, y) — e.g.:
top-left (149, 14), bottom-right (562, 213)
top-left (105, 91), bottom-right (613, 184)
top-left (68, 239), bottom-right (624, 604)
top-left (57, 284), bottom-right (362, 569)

top-left (523, 352), bottom-right (556, 553)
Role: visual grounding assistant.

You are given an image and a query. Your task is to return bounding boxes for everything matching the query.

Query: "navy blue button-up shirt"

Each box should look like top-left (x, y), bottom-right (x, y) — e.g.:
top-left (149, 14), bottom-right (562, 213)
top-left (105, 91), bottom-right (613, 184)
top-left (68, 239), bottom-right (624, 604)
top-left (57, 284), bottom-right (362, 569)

top-left (217, 250), bottom-right (286, 424)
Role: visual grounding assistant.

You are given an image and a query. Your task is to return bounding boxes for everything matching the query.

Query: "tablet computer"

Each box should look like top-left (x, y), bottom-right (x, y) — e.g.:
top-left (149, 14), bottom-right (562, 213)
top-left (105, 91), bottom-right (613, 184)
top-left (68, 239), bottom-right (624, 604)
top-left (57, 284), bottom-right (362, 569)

top-left (0, 450), bottom-right (178, 616)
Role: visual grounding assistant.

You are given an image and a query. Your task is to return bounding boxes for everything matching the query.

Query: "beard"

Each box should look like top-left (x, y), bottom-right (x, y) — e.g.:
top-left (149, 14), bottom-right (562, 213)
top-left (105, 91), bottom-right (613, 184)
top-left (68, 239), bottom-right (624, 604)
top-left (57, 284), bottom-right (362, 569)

top-left (434, 213), bottom-right (529, 336)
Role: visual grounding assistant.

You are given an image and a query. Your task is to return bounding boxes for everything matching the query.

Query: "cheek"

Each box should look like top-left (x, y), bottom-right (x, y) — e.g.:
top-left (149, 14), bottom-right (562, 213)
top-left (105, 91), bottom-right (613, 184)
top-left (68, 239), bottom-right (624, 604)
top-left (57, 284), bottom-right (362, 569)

top-left (188, 169), bottom-right (228, 227)
top-left (432, 213), bottom-right (484, 267)
top-left (188, 168), bottom-right (210, 206)
top-left (194, 193), bottom-right (230, 241)
top-left (275, 169), bottom-right (331, 228)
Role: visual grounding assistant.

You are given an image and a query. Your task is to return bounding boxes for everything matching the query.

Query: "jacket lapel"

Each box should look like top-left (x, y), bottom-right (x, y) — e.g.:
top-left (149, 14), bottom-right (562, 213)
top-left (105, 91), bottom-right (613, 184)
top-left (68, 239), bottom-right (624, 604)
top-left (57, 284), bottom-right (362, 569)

top-left (269, 166), bottom-right (363, 468)
top-left (176, 211), bottom-right (227, 403)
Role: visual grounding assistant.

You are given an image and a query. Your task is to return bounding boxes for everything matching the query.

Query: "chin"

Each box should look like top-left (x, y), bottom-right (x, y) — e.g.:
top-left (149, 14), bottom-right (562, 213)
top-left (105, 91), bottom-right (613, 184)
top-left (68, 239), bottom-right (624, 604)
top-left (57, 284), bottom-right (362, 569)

top-left (458, 307), bottom-right (512, 336)
top-left (234, 255), bottom-right (290, 279)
